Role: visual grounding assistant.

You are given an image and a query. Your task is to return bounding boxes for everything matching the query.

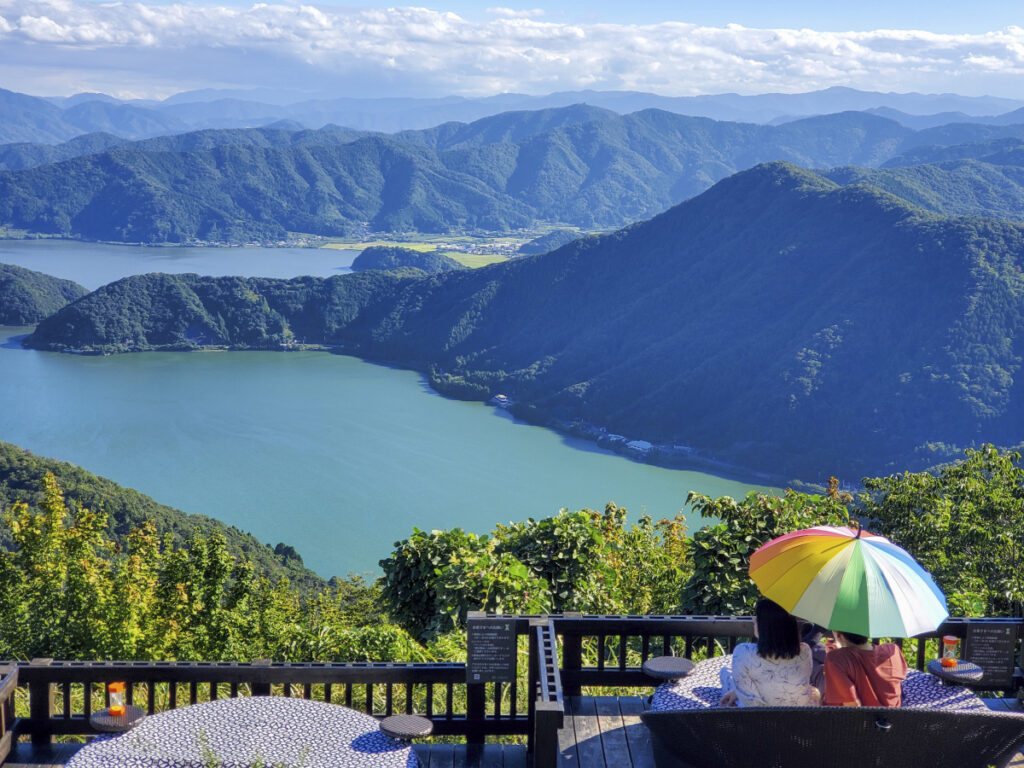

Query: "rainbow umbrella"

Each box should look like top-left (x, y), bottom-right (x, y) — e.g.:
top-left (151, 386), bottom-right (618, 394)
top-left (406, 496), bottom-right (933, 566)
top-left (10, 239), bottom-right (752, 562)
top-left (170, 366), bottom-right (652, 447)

top-left (749, 525), bottom-right (948, 638)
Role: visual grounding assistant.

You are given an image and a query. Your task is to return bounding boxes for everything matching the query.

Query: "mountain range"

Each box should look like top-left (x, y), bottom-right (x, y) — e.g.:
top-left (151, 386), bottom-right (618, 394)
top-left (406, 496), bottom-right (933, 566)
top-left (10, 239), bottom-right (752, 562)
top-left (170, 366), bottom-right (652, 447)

top-left (5, 106), bottom-right (1024, 243)
top-left (5, 86), bottom-right (1024, 142)
top-left (25, 162), bottom-right (1024, 482)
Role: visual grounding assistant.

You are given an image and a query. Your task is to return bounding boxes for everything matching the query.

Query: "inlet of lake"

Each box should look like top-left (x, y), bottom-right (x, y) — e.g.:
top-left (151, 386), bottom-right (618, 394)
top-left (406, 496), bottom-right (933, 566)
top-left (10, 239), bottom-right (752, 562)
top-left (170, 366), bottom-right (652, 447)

top-left (0, 240), bottom-right (769, 578)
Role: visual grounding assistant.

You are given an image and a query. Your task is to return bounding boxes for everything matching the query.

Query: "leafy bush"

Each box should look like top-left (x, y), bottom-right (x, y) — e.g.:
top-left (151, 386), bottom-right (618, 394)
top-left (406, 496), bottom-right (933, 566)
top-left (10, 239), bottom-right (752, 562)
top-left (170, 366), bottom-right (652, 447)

top-left (379, 527), bottom-right (550, 640)
top-left (862, 444), bottom-right (1024, 617)
top-left (680, 483), bottom-right (851, 616)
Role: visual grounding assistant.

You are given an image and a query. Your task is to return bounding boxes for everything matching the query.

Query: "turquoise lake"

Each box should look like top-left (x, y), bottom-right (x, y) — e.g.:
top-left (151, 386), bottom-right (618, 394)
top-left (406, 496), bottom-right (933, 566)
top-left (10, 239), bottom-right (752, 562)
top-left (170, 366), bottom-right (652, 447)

top-left (0, 241), bottom-right (768, 578)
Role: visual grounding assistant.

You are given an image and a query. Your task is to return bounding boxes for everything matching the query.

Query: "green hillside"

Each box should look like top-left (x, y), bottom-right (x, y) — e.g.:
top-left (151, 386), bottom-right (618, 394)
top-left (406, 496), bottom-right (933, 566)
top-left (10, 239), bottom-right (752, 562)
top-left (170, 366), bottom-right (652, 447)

top-left (25, 163), bottom-right (1024, 480)
top-left (11, 108), bottom-right (1024, 243)
top-left (0, 263), bottom-right (88, 324)
top-left (27, 268), bottom-right (420, 352)
top-left (825, 160), bottom-right (1024, 222)
top-left (0, 441), bottom-right (327, 591)
top-left (351, 245), bottom-right (465, 273)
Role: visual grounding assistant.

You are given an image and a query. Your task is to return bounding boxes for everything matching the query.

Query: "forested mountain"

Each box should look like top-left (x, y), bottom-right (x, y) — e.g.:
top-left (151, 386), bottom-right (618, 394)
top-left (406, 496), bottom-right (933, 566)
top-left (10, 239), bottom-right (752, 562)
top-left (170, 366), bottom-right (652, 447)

top-left (0, 263), bottom-right (88, 324)
top-left (0, 133), bottom-right (130, 171)
top-left (351, 246), bottom-right (464, 273)
top-left (5, 85), bottom-right (1022, 140)
top-left (519, 229), bottom-right (581, 254)
top-left (394, 105), bottom-right (618, 150)
top-left (6, 107), bottom-right (1024, 243)
top-left (26, 163), bottom-right (1024, 480)
top-left (882, 137), bottom-right (1024, 167)
top-left (824, 160), bottom-right (1024, 222)
top-left (0, 88), bottom-right (187, 144)
top-left (0, 126), bottom-right (372, 171)
top-left (27, 268), bottom-right (423, 351)
top-left (0, 441), bottom-right (326, 592)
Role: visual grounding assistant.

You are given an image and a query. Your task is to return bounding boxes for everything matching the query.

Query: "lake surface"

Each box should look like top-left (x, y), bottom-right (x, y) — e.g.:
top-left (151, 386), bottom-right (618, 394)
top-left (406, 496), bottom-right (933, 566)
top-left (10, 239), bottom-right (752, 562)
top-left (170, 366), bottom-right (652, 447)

top-left (0, 239), bottom-right (358, 290)
top-left (0, 241), bottom-right (768, 578)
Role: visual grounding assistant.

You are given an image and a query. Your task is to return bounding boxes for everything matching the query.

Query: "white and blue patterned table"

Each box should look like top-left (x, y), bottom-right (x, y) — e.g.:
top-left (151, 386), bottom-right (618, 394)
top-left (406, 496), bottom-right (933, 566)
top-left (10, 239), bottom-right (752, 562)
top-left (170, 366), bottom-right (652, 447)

top-left (650, 654), bottom-right (990, 712)
top-left (67, 696), bottom-right (419, 768)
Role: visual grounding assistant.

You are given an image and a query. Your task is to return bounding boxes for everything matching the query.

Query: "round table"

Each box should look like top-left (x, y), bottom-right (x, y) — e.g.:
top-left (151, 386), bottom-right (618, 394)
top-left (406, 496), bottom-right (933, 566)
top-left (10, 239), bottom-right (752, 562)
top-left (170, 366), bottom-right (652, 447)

top-left (66, 696), bottom-right (419, 768)
top-left (90, 704), bottom-right (146, 732)
top-left (927, 659), bottom-right (984, 686)
top-left (642, 656), bottom-right (696, 681)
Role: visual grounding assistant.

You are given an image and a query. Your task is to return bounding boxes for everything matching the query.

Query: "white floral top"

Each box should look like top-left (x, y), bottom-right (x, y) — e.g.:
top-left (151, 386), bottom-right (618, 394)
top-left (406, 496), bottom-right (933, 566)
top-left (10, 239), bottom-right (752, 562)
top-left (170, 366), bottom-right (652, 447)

top-left (720, 642), bottom-right (819, 707)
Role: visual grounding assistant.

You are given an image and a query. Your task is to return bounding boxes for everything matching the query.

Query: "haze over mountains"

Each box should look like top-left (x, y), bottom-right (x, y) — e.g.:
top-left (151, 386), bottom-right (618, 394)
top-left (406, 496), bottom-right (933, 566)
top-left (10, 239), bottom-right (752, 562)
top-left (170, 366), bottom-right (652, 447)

top-left (24, 163), bottom-right (1024, 482)
top-left (4, 85), bottom-right (1024, 144)
top-left (5, 105), bottom-right (1024, 243)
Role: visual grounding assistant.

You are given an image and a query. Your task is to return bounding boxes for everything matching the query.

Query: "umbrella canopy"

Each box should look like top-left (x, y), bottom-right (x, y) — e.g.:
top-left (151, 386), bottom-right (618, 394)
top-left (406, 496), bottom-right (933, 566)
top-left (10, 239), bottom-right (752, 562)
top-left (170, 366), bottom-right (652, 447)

top-left (749, 525), bottom-right (948, 638)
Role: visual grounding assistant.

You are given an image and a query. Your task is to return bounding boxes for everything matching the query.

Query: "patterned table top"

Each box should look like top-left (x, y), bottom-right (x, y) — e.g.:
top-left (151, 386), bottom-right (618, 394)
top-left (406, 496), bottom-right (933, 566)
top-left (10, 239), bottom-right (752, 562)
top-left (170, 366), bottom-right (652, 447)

top-left (926, 658), bottom-right (985, 684)
top-left (651, 655), bottom-right (991, 713)
top-left (66, 696), bottom-right (418, 768)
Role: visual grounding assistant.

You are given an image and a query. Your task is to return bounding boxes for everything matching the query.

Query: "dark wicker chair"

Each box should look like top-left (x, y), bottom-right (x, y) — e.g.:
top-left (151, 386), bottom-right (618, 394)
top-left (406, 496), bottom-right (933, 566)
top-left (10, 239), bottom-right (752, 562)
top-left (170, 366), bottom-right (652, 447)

top-left (641, 707), bottom-right (1024, 768)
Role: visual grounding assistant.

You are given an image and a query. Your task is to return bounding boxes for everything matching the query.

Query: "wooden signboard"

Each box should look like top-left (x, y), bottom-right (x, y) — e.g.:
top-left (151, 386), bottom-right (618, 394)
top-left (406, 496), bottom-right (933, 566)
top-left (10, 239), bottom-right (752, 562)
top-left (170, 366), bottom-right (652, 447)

top-left (963, 623), bottom-right (1019, 689)
top-left (466, 617), bottom-right (517, 684)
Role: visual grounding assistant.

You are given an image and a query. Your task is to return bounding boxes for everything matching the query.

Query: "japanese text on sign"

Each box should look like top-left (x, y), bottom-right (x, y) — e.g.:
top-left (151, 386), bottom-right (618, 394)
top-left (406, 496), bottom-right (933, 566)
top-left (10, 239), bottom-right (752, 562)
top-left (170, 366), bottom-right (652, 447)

top-left (466, 618), bottom-right (516, 684)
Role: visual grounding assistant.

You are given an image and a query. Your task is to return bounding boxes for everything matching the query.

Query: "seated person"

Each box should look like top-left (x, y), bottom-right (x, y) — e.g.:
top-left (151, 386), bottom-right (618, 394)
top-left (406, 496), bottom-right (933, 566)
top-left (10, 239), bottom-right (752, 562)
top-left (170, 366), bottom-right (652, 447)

top-left (800, 621), bottom-right (828, 698)
top-left (823, 629), bottom-right (908, 707)
top-left (719, 598), bottom-right (821, 707)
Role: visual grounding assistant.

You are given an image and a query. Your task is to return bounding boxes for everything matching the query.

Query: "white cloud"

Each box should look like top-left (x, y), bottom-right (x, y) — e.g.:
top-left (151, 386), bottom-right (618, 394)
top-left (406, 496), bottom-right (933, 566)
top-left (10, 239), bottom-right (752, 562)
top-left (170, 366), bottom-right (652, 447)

top-left (0, 0), bottom-right (1022, 98)
top-left (487, 7), bottom-right (545, 19)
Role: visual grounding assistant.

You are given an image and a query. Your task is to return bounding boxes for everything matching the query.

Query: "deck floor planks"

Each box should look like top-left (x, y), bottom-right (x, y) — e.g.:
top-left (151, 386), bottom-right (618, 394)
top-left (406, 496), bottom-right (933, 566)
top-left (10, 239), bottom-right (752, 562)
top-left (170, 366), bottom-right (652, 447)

top-left (555, 696), bottom-right (582, 768)
top-left (500, 743), bottom-right (527, 768)
top-left (593, 696), bottom-right (636, 768)
top-left (564, 696), bottom-right (606, 768)
top-left (617, 695), bottom-right (657, 768)
top-left (6, 742), bottom-right (83, 768)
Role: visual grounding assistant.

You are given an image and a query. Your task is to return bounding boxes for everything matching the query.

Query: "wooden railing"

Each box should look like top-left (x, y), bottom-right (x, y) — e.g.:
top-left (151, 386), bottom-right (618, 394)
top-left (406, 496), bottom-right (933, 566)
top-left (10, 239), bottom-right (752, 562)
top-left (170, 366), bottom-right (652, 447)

top-left (552, 614), bottom-right (1024, 696)
top-left (0, 665), bottom-right (16, 765)
top-left (5, 615), bottom-right (1021, 768)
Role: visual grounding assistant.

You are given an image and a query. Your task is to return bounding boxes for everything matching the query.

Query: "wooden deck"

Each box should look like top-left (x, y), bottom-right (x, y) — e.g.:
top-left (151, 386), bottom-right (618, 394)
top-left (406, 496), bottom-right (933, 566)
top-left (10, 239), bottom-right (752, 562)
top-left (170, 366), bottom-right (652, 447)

top-left (4, 696), bottom-right (1022, 768)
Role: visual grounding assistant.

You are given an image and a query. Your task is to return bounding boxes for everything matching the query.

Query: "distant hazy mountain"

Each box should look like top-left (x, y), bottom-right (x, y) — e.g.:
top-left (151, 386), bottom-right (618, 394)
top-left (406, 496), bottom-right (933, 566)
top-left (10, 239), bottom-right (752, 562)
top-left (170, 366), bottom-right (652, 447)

top-left (7, 106), bottom-right (1024, 243)
top-left (882, 138), bottom-right (1024, 168)
top-left (394, 104), bottom-right (618, 150)
top-left (5, 85), bottom-right (1024, 144)
top-left (27, 163), bottom-right (1024, 481)
top-left (0, 263), bottom-right (87, 324)
top-left (0, 88), bottom-right (187, 143)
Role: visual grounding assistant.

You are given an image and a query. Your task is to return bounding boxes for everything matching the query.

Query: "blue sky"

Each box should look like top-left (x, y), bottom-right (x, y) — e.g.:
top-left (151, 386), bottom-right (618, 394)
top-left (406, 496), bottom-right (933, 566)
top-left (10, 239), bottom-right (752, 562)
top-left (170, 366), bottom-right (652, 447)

top-left (1, 0), bottom-right (1022, 100)
top-left (360, 1), bottom-right (1024, 33)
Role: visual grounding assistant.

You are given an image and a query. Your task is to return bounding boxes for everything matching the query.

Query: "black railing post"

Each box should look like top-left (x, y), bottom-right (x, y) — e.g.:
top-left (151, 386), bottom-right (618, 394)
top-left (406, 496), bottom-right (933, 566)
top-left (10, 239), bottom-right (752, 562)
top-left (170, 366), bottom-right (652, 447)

top-left (28, 658), bottom-right (53, 748)
top-left (250, 659), bottom-right (272, 696)
top-left (465, 612), bottom-right (487, 746)
top-left (560, 612), bottom-right (583, 697)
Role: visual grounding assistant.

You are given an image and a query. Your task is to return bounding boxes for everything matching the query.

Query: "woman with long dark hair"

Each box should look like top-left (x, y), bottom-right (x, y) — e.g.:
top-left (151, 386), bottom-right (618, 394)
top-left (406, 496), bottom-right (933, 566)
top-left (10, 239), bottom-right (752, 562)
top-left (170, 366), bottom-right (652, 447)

top-left (718, 598), bottom-right (821, 707)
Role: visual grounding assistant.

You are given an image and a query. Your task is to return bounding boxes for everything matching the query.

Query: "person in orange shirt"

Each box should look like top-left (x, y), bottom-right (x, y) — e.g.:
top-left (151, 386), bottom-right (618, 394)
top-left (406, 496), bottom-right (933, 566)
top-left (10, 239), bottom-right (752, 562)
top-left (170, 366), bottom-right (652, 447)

top-left (823, 629), bottom-right (908, 707)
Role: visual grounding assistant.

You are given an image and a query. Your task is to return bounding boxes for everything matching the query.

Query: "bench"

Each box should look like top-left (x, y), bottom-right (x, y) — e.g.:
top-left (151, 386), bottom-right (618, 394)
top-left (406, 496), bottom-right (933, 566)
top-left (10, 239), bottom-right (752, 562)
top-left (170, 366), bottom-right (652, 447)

top-left (641, 706), bottom-right (1024, 768)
